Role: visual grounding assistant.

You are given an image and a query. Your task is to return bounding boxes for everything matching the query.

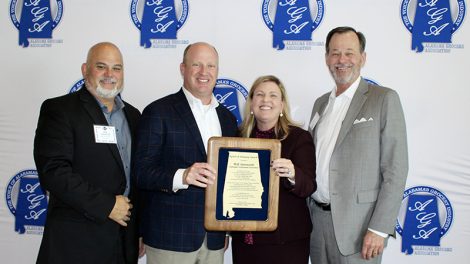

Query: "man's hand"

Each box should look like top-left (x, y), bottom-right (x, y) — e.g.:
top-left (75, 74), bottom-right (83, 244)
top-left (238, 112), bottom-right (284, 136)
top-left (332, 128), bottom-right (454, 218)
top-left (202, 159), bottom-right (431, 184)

top-left (108, 195), bottom-right (132, 226)
top-left (361, 230), bottom-right (385, 260)
top-left (183, 162), bottom-right (216, 188)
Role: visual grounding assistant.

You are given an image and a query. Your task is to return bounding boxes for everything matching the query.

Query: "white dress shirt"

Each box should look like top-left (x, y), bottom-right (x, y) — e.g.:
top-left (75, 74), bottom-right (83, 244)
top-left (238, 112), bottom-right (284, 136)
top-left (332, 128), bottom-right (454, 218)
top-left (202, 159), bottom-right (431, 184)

top-left (172, 87), bottom-right (222, 191)
top-left (312, 77), bottom-right (360, 204)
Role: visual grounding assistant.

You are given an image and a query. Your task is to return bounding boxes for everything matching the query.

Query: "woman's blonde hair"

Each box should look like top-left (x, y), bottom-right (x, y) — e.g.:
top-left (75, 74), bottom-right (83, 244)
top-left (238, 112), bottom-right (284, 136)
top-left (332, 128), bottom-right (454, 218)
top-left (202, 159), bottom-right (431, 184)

top-left (240, 75), bottom-right (299, 140)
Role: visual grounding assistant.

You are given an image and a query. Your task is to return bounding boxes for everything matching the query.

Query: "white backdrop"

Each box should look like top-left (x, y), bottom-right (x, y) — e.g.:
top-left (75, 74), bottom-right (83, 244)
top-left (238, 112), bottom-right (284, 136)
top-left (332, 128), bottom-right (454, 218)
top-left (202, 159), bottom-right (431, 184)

top-left (1, 1), bottom-right (469, 263)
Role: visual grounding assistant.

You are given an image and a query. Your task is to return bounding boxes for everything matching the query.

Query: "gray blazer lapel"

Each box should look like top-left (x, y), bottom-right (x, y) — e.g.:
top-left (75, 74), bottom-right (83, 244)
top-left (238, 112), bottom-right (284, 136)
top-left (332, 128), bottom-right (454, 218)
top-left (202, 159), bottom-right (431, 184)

top-left (334, 79), bottom-right (368, 149)
top-left (311, 94), bottom-right (329, 128)
top-left (311, 93), bottom-right (328, 128)
top-left (317, 96), bottom-right (329, 118)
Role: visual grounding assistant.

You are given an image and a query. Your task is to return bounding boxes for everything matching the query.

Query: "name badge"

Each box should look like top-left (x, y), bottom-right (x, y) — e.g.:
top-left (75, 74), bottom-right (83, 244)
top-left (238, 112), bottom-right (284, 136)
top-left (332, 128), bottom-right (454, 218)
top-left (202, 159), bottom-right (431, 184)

top-left (94, 125), bottom-right (117, 144)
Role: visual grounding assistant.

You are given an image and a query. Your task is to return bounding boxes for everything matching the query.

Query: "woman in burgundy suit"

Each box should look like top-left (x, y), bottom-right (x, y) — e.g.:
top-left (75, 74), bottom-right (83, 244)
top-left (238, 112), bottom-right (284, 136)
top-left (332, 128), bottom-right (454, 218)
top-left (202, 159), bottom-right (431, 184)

top-left (231, 75), bottom-right (316, 264)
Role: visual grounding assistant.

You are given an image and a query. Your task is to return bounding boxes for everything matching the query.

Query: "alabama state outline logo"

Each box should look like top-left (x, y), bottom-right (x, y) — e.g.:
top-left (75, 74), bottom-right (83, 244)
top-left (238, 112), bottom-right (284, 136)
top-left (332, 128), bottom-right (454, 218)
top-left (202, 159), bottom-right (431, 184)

top-left (401, 0), bottom-right (466, 53)
top-left (214, 78), bottom-right (249, 126)
top-left (9, 0), bottom-right (64, 48)
top-left (130, 0), bottom-right (189, 48)
top-left (262, 0), bottom-right (325, 50)
top-left (396, 186), bottom-right (454, 256)
top-left (5, 169), bottom-right (48, 235)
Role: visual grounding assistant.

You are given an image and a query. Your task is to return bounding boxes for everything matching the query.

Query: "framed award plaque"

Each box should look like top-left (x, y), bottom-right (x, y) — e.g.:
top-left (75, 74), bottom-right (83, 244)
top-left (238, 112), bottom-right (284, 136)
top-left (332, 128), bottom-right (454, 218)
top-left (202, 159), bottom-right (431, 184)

top-left (204, 136), bottom-right (281, 231)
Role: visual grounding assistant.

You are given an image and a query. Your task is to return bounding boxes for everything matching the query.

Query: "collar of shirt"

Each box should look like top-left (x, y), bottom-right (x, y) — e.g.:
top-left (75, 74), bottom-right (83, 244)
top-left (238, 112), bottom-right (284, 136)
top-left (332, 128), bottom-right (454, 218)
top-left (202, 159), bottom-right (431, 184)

top-left (95, 95), bottom-right (125, 114)
top-left (182, 86), bottom-right (219, 111)
top-left (330, 76), bottom-right (361, 102)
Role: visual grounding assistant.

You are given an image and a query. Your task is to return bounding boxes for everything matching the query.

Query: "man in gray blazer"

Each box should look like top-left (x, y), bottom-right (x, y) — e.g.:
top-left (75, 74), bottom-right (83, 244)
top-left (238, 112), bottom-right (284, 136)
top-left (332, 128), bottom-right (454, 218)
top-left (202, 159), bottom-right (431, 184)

top-left (308, 27), bottom-right (408, 264)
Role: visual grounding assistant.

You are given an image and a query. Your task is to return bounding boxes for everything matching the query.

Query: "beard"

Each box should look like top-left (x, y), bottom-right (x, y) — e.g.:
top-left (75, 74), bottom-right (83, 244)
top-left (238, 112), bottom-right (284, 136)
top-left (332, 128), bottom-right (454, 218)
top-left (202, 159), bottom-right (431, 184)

top-left (96, 83), bottom-right (123, 99)
top-left (329, 63), bottom-right (358, 85)
top-left (87, 77), bottom-right (123, 99)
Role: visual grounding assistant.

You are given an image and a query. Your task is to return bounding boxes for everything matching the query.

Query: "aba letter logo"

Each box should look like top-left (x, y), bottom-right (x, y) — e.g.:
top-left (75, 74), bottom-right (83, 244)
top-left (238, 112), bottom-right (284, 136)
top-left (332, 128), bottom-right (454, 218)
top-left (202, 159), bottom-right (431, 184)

top-left (396, 186), bottom-right (453, 254)
top-left (262, 0), bottom-right (324, 50)
top-left (9, 0), bottom-right (63, 47)
top-left (130, 0), bottom-right (189, 48)
top-left (5, 169), bottom-right (48, 235)
top-left (214, 78), bottom-right (248, 126)
top-left (401, 0), bottom-right (466, 52)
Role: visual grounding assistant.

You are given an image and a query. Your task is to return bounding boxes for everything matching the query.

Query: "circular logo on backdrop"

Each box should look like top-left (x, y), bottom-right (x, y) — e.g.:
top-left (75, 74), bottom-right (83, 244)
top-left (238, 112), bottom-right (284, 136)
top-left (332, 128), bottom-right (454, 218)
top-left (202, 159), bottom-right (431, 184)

top-left (364, 77), bottom-right (379, 86)
top-left (214, 78), bottom-right (249, 126)
top-left (130, 0), bottom-right (189, 48)
top-left (261, 0), bottom-right (324, 50)
top-left (69, 79), bottom-right (85, 93)
top-left (400, 0), bottom-right (466, 52)
top-left (396, 186), bottom-right (454, 256)
top-left (5, 169), bottom-right (48, 235)
top-left (9, 0), bottom-right (63, 47)
top-left (401, 0), bottom-right (465, 33)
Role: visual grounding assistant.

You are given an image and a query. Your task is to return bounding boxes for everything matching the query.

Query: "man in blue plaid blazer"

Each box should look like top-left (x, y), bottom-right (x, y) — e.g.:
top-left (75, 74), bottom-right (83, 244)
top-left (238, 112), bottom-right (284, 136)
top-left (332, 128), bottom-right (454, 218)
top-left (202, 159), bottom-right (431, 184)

top-left (134, 42), bottom-right (238, 264)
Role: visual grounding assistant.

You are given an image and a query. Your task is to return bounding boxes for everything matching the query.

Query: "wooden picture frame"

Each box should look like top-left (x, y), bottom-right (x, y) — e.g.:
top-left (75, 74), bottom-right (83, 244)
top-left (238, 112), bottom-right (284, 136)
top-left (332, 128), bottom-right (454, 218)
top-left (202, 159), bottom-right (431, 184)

top-left (204, 136), bottom-right (281, 231)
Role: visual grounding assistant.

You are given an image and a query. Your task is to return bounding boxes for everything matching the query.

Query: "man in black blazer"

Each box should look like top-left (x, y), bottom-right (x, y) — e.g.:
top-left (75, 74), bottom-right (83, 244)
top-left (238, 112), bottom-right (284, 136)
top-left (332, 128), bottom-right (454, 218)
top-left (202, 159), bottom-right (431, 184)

top-left (134, 42), bottom-right (238, 264)
top-left (33, 42), bottom-right (142, 263)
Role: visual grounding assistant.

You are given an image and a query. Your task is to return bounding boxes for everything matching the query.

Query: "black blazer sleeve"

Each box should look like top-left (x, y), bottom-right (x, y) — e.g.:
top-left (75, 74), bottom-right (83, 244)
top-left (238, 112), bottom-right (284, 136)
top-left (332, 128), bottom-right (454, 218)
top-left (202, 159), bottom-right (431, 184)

top-left (281, 127), bottom-right (317, 198)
